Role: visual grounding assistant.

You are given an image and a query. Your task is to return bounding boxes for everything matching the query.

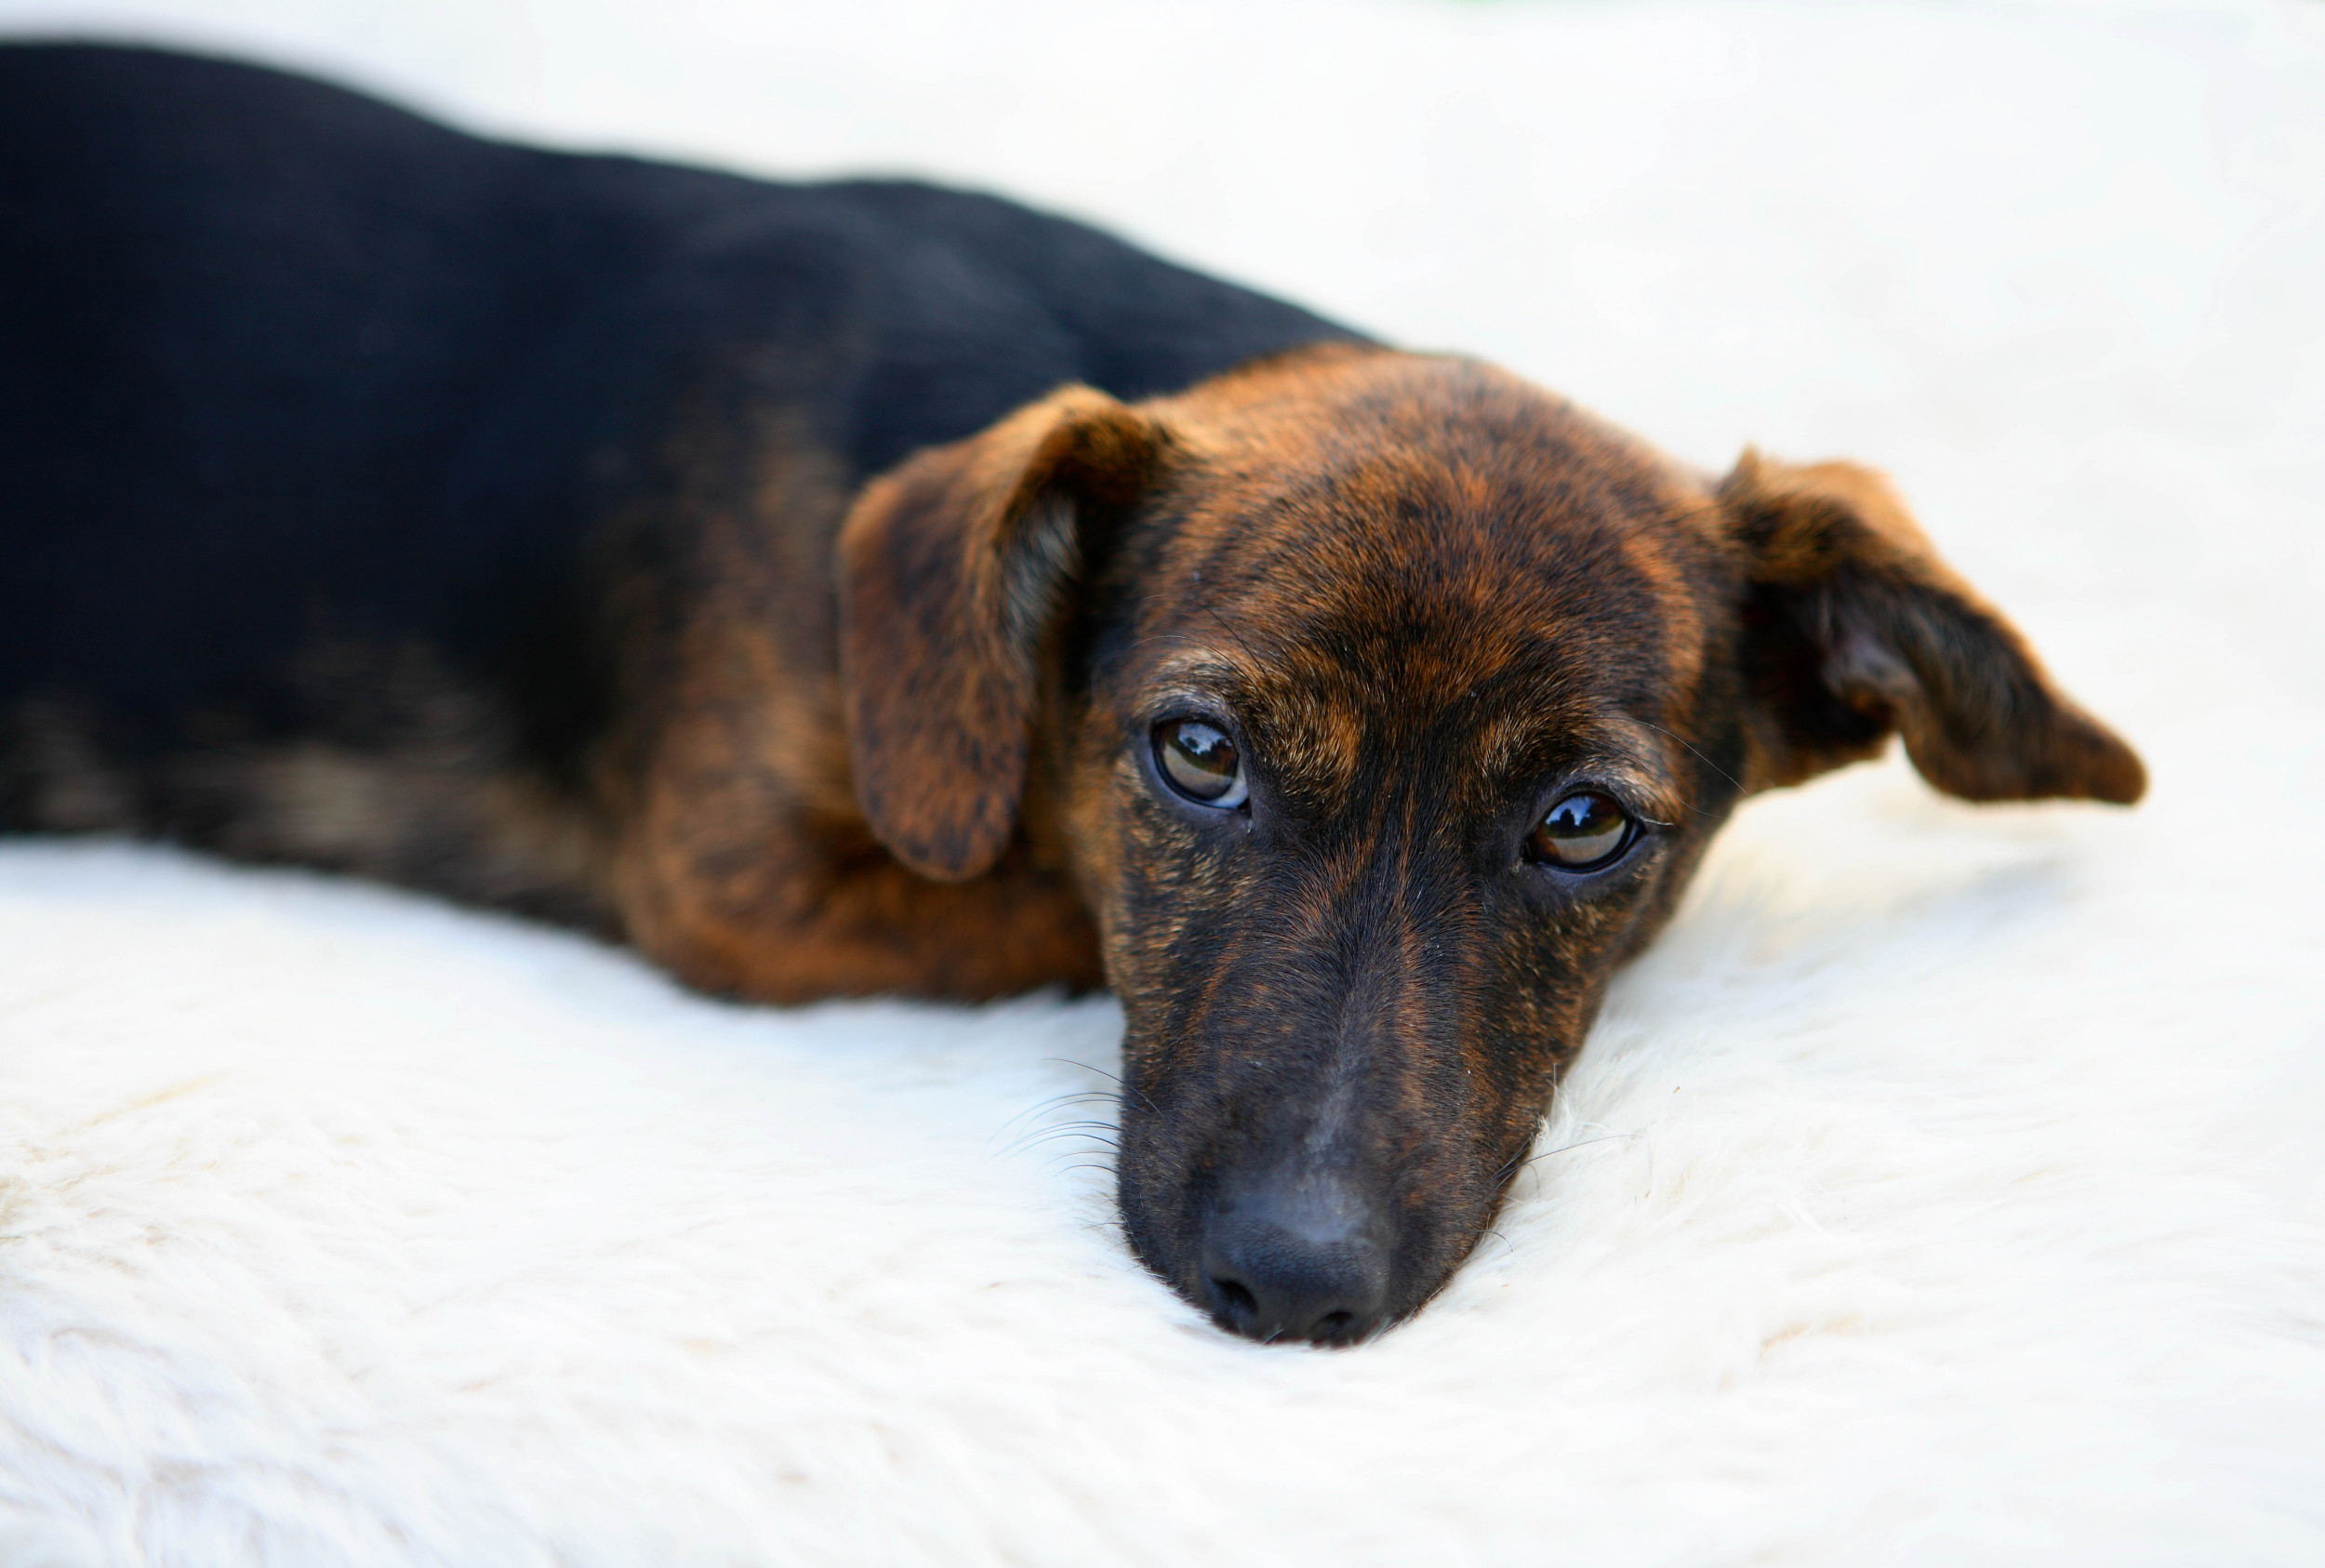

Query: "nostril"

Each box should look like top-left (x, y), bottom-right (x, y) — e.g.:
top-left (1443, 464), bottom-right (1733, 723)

top-left (1210, 1275), bottom-right (1258, 1324)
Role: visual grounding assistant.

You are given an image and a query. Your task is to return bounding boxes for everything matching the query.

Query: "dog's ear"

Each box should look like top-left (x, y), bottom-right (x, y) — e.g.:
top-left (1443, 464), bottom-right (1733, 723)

top-left (838, 385), bottom-right (1165, 881)
top-left (1719, 450), bottom-right (2145, 804)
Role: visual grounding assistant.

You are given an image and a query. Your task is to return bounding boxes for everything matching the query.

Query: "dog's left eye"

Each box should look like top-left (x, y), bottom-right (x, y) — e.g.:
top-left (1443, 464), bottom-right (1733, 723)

top-left (1154, 718), bottom-right (1249, 808)
top-left (1525, 792), bottom-right (1633, 870)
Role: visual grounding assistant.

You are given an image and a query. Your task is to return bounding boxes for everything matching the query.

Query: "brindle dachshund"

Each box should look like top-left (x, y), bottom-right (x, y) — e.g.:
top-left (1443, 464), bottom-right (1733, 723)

top-left (2, 44), bottom-right (2144, 1345)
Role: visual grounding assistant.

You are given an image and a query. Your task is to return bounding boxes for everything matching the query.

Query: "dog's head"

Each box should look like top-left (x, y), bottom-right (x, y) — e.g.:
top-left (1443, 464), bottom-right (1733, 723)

top-left (838, 345), bottom-right (2142, 1345)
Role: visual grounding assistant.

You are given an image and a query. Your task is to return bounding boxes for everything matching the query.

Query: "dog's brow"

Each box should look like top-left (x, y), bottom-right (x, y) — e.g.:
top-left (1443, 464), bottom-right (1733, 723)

top-left (1586, 719), bottom-right (1692, 823)
top-left (1585, 764), bottom-right (1685, 827)
top-left (1479, 711), bottom-right (1684, 817)
top-left (1148, 653), bottom-right (1260, 696)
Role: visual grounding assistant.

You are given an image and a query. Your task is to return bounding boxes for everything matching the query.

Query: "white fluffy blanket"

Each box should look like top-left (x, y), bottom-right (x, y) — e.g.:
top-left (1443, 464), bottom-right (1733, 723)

top-left (2, 1), bottom-right (2321, 1562)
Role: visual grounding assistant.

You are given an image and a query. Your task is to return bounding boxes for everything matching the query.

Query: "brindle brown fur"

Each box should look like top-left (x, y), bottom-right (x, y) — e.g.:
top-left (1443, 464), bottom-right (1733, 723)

top-left (6, 47), bottom-right (2146, 1347)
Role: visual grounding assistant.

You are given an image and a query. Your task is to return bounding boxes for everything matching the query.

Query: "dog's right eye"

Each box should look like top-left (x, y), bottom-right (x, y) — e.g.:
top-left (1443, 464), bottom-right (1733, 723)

top-left (1154, 718), bottom-right (1249, 808)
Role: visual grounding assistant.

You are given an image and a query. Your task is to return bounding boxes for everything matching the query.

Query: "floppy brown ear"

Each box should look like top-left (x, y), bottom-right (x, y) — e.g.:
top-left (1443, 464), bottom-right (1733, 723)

top-left (837, 385), bottom-right (1165, 881)
top-left (1720, 450), bottom-right (2145, 804)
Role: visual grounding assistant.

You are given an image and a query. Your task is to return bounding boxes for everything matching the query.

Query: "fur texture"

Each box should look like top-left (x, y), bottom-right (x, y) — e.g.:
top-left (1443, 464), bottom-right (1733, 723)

top-left (2, 0), bottom-right (2321, 1560)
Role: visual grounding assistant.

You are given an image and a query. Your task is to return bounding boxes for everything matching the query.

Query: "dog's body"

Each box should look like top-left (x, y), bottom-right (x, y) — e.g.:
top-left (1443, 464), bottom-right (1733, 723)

top-left (2, 44), bottom-right (2144, 1344)
top-left (0, 43), bottom-right (1349, 984)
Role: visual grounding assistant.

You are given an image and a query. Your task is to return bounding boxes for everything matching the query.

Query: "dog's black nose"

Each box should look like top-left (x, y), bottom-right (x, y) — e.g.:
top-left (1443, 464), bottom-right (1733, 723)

top-left (1201, 1176), bottom-right (1390, 1346)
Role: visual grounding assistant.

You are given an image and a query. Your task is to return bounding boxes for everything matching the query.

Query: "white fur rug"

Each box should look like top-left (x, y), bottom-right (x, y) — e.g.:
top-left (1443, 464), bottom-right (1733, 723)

top-left (3, 1), bottom-right (2322, 1562)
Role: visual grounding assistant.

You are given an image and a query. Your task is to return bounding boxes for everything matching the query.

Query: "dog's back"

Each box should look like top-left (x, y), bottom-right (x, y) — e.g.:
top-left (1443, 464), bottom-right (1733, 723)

top-left (0, 42), bottom-right (1352, 908)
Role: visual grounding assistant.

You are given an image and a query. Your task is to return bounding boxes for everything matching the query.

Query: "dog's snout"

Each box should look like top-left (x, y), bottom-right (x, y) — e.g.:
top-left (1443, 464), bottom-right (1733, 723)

top-left (1200, 1176), bottom-right (1391, 1346)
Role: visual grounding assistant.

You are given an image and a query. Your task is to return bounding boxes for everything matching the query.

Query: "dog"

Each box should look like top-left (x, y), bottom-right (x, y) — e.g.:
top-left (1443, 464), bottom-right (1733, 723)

top-left (0, 43), bottom-right (2145, 1345)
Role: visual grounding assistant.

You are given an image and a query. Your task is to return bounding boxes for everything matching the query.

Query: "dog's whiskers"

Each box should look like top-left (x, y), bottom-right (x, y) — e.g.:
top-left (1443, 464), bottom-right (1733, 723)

top-left (1044, 1056), bottom-right (1158, 1115)
top-left (986, 1091), bottom-right (1124, 1161)
top-left (997, 1120), bottom-right (1123, 1160)
top-left (991, 1090), bottom-right (1121, 1132)
top-left (1632, 717), bottom-right (1747, 810)
top-left (1521, 1130), bottom-right (1638, 1169)
top-left (1191, 567), bottom-right (1269, 670)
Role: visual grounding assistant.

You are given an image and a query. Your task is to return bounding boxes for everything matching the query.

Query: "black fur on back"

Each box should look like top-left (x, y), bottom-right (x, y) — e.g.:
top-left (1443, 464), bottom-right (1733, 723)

top-left (0, 42), bottom-right (1357, 906)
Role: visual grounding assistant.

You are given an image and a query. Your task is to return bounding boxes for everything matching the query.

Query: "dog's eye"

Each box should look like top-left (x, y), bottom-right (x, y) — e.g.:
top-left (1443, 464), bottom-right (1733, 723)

top-left (1154, 718), bottom-right (1249, 808)
top-left (1526, 792), bottom-right (1632, 870)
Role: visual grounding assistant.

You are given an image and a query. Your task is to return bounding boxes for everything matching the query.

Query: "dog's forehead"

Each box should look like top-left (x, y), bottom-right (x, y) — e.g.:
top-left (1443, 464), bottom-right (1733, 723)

top-left (1117, 352), bottom-right (1722, 814)
top-left (1154, 352), bottom-right (1715, 631)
